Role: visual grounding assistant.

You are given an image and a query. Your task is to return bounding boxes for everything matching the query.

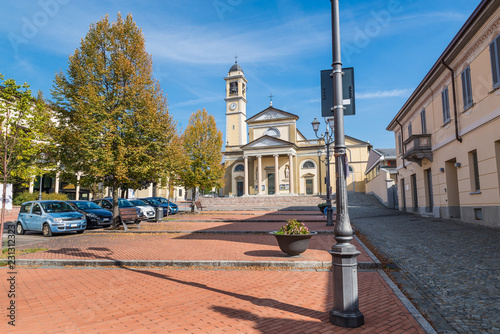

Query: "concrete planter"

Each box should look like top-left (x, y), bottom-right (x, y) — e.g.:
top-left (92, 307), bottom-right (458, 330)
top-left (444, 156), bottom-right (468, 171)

top-left (270, 232), bottom-right (317, 256)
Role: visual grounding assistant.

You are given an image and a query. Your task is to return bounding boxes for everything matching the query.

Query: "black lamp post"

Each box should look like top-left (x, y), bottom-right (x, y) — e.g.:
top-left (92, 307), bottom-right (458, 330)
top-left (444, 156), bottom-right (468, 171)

top-left (312, 117), bottom-right (335, 226)
top-left (328, 0), bottom-right (364, 327)
top-left (38, 174), bottom-right (43, 201)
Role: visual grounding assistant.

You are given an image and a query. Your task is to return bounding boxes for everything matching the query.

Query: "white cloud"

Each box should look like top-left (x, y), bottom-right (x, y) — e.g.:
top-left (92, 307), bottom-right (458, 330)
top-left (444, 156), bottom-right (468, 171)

top-left (357, 89), bottom-right (412, 99)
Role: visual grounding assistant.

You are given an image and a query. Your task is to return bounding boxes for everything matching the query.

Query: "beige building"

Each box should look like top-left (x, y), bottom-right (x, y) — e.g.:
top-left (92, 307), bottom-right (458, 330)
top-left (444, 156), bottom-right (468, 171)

top-left (222, 62), bottom-right (370, 196)
top-left (387, 0), bottom-right (500, 227)
top-left (365, 148), bottom-right (397, 209)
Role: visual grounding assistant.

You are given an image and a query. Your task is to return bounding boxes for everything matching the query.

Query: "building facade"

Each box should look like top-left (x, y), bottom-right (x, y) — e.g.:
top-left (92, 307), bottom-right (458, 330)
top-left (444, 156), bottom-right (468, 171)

top-left (365, 148), bottom-right (398, 209)
top-left (222, 62), bottom-right (370, 196)
top-left (387, 0), bottom-right (500, 227)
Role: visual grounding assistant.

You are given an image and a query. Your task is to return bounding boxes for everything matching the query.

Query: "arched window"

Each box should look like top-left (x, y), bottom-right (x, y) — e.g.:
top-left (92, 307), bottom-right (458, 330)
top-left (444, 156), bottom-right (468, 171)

top-left (302, 161), bottom-right (315, 169)
top-left (234, 164), bottom-right (244, 172)
top-left (264, 127), bottom-right (280, 137)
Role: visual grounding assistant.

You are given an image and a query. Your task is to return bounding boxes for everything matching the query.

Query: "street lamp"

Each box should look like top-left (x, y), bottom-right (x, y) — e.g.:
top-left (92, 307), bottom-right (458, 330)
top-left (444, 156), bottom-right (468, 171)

top-left (38, 174), bottom-right (43, 201)
top-left (328, 0), bottom-right (364, 327)
top-left (311, 118), bottom-right (334, 226)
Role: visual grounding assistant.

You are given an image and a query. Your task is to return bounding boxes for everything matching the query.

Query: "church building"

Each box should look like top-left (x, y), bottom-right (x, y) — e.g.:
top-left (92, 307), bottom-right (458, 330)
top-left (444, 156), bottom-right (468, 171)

top-left (222, 61), bottom-right (371, 196)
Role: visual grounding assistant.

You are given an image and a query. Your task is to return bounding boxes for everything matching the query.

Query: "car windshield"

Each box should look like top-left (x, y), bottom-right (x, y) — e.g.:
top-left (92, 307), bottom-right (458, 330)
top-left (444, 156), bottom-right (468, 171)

top-left (41, 201), bottom-right (75, 213)
top-left (144, 199), bottom-right (161, 206)
top-left (130, 200), bottom-right (147, 206)
top-left (118, 199), bottom-right (134, 208)
top-left (73, 201), bottom-right (102, 210)
top-left (153, 197), bottom-right (169, 204)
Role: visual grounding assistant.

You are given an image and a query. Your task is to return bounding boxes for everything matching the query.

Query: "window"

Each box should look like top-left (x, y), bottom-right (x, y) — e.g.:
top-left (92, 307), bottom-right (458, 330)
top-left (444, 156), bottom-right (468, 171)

top-left (469, 150), bottom-right (481, 192)
top-left (461, 66), bottom-right (473, 109)
top-left (178, 189), bottom-right (182, 197)
top-left (264, 127), bottom-right (280, 137)
top-left (408, 122), bottom-right (412, 137)
top-left (302, 161), bottom-right (315, 169)
top-left (229, 82), bottom-right (238, 95)
top-left (420, 109), bottom-right (427, 134)
top-left (442, 87), bottom-right (450, 123)
top-left (234, 164), bottom-right (244, 172)
top-left (20, 203), bottom-right (32, 214)
top-left (490, 34), bottom-right (500, 87)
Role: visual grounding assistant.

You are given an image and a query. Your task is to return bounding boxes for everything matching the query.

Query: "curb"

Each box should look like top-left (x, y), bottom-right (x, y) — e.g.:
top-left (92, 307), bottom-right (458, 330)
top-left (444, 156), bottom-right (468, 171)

top-left (85, 230), bottom-right (335, 235)
top-left (0, 259), bottom-right (381, 270)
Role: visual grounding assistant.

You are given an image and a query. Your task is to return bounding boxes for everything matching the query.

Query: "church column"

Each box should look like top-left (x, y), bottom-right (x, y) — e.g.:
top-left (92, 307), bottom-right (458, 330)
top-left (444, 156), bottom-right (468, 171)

top-left (257, 155), bottom-right (262, 195)
top-left (288, 154), bottom-right (294, 194)
top-left (244, 156), bottom-right (249, 196)
top-left (274, 154), bottom-right (279, 195)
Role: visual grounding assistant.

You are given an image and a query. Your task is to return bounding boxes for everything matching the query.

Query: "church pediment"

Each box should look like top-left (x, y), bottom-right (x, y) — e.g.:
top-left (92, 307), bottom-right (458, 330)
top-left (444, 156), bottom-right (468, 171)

top-left (242, 135), bottom-right (293, 149)
top-left (247, 106), bottom-right (298, 124)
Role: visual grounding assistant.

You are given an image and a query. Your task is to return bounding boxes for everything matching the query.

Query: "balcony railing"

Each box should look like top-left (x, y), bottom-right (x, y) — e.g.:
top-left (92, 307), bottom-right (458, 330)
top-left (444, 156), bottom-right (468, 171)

top-left (403, 134), bottom-right (432, 166)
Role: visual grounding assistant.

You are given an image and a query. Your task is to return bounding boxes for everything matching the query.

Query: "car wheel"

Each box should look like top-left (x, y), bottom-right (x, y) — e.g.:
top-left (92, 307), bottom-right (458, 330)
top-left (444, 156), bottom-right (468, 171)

top-left (16, 222), bottom-right (25, 235)
top-left (42, 223), bottom-right (53, 237)
top-left (76, 230), bottom-right (84, 234)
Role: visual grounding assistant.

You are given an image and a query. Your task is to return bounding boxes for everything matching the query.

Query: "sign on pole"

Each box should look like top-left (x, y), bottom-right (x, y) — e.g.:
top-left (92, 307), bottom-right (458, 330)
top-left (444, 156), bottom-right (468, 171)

top-left (321, 67), bottom-right (355, 117)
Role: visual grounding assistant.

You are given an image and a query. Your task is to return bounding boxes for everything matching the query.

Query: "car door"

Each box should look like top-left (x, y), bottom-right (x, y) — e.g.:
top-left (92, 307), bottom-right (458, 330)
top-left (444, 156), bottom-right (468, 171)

top-left (30, 203), bottom-right (43, 231)
top-left (18, 202), bottom-right (32, 230)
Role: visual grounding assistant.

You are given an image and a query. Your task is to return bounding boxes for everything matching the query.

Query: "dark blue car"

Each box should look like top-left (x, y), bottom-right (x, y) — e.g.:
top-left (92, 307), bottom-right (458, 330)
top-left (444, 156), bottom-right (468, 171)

top-left (144, 197), bottom-right (178, 214)
top-left (66, 200), bottom-right (113, 228)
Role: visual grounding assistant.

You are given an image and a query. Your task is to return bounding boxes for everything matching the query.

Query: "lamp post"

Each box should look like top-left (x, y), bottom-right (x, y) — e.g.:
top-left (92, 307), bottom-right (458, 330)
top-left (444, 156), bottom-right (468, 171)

top-left (312, 117), bottom-right (334, 226)
top-left (329, 0), bottom-right (364, 327)
top-left (38, 174), bottom-right (43, 201)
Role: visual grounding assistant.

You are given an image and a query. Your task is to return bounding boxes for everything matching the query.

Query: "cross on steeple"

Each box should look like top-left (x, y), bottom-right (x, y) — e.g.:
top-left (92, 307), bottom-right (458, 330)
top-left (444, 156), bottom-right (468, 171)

top-left (269, 93), bottom-right (274, 106)
top-left (234, 55), bottom-right (238, 63)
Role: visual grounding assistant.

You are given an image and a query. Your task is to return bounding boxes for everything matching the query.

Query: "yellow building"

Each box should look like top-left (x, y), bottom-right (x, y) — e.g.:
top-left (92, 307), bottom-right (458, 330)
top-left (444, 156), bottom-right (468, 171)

top-left (222, 62), bottom-right (370, 196)
top-left (387, 0), bottom-right (500, 227)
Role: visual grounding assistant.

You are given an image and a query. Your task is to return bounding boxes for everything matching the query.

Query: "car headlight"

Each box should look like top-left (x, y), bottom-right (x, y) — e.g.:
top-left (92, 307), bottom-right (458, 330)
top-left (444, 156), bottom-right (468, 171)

top-left (87, 213), bottom-right (98, 219)
top-left (53, 218), bottom-right (63, 223)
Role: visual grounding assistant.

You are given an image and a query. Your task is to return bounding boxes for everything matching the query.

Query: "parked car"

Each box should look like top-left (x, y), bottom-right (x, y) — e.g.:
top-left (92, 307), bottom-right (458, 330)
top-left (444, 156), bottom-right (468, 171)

top-left (140, 197), bottom-right (178, 214)
top-left (129, 199), bottom-right (156, 221)
top-left (16, 200), bottom-right (87, 237)
top-left (139, 198), bottom-right (171, 216)
top-left (66, 200), bottom-right (113, 228)
top-left (92, 198), bottom-right (141, 225)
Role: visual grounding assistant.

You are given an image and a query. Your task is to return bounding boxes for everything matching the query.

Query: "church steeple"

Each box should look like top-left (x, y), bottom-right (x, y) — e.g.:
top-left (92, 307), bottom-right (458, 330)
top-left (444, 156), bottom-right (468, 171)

top-left (224, 59), bottom-right (248, 148)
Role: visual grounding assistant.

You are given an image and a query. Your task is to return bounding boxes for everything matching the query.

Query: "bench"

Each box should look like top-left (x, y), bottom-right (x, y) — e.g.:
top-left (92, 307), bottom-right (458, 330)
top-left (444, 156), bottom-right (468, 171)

top-left (194, 201), bottom-right (205, 211)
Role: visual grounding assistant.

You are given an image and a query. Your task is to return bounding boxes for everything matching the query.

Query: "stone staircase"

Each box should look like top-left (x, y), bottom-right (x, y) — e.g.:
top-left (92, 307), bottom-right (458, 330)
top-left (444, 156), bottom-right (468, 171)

top-left (198, 195), bottom-right (326, 211)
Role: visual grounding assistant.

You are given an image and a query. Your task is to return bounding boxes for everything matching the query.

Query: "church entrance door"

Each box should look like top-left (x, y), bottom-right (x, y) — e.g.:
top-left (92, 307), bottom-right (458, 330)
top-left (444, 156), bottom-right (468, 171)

top-left (237, 181), bottom-right (244, 197)
top-left (306, 178), bottom-right (313, 195)
top-left (268, 173), bottom-right (275, 195)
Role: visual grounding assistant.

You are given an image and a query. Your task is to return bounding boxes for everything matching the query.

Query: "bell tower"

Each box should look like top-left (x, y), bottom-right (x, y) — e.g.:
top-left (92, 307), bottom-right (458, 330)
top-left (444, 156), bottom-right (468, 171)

top-left (224, 59), bottom-right (248, 149)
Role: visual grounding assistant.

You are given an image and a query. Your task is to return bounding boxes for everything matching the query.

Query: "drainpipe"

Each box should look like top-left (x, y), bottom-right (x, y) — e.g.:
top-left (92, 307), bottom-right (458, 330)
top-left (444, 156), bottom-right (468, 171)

top-left (441, 60), bottom-right (463, 143)
top-left (395, 119), bottom-right (407, 169)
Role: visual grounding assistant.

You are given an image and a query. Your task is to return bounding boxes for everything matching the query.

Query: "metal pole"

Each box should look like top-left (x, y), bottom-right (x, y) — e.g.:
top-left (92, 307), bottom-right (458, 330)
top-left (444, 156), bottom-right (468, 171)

top-left (38, 175), bottom-right (43, 201)
top-left (325, 140), bottom-right (333, 226)
top-left (329, 0), bottom-right (364, 327)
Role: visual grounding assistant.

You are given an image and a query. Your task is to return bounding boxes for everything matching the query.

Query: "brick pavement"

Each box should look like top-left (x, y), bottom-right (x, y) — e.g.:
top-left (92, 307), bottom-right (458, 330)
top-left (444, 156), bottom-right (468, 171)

top-left (1, 207), bottom-right (433, 333)
top-left (1, 268), bottom-right (426, 334)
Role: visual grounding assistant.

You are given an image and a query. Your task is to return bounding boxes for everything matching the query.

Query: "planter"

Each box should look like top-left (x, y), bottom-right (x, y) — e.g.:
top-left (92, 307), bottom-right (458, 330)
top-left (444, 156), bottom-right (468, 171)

top-left (270, 232), bottom-right (317, 256)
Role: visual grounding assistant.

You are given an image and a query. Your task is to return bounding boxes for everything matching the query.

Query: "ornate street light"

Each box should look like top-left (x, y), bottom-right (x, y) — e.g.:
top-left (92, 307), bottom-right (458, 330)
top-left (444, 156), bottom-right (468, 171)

top-left (312, 118), bottom-right (334, 227)
top-left (328, 0), bottom-right (364, 327)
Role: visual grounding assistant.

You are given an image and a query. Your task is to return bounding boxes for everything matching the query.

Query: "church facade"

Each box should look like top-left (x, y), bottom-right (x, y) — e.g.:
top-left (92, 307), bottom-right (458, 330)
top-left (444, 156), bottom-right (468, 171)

top-left (222, 62), bottom-right (371, 197)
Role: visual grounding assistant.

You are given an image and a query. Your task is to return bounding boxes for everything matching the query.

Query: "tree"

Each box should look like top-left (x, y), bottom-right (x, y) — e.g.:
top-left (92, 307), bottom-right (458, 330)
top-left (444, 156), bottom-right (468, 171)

top-left (0, 74), bottom-right (51, 245)
top-left (51, 13), bottom-right (177, 228)
top-left (180, 109), bottom-right (225, 212)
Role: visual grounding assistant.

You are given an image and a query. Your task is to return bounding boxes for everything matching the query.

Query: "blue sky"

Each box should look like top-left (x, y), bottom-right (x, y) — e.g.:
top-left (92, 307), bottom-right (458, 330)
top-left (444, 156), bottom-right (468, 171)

top-left (1, 0), bottom-right (481, 149)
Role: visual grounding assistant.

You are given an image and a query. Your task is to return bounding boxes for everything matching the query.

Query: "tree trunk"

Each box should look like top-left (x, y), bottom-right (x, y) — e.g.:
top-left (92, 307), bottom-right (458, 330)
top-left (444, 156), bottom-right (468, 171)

top-left (112, 185), bottom-right (120, 229)
top-left (0, 180), bottom-right (7, 248)
top-left (191, 187), bottom-right (196, 213)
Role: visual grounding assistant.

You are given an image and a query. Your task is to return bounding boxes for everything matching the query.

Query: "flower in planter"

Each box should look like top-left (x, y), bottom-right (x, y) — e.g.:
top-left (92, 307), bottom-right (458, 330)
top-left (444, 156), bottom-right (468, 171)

top-left (275, 219), bottom-right (310, 235)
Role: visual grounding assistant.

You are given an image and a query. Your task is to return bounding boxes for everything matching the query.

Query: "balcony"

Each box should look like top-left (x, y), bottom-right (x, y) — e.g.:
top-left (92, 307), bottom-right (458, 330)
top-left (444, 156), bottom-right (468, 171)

top-left (403, 134), bottom-right (432, 166)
